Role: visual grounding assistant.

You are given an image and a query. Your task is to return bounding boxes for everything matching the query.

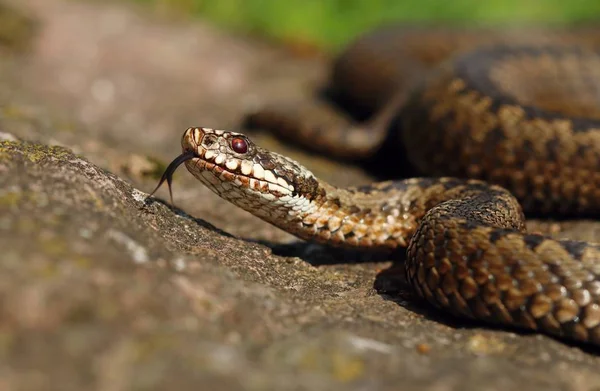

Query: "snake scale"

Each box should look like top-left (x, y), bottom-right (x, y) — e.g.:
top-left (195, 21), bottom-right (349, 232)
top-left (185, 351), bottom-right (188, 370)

top-left (149, 26), bottom-right (600, 347)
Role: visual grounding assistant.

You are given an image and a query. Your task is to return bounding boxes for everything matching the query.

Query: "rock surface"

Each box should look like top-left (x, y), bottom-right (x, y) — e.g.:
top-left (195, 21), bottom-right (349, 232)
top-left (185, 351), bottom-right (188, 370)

top-left (1, 1), bottom-right (600, 390)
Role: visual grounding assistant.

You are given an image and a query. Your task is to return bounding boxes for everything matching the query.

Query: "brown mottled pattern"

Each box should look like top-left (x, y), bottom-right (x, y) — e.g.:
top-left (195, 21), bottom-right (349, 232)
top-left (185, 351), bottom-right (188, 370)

top-left (156, 26), bottom-right (600, 348)
top-left (149, 126), bottom-right (600, 347)
top-left (401, 46), bottom-right (600, 215)
top-left (244, 26), bottom-right (600, 161)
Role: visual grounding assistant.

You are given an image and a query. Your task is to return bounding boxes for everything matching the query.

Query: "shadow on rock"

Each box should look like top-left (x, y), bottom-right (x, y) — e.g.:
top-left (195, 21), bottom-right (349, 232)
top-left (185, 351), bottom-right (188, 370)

top-left (142, 196), bottom-right (235, 240)
top-left (266, 240), bottom-right (394, 266)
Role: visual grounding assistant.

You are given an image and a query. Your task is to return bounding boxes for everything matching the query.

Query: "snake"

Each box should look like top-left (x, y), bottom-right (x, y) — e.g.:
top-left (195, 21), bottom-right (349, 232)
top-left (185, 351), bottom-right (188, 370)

top-left (148, 25), bottom-right (600, 347)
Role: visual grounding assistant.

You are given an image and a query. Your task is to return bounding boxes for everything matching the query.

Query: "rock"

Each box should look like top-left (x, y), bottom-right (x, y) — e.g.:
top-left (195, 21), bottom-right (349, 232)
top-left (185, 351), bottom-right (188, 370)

top-left (1, 1), bottom-right (600, 390)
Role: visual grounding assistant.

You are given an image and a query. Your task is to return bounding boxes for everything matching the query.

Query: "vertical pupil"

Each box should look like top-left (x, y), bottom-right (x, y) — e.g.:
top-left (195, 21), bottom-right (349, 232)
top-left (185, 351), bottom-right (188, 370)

top-left (232, 138), bottom-right (248, 154)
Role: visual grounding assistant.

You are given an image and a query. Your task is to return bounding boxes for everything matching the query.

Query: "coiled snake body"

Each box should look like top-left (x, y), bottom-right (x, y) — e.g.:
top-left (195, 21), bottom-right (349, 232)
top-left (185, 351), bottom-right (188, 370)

top-left (150, 26), bottom-right (600, 347)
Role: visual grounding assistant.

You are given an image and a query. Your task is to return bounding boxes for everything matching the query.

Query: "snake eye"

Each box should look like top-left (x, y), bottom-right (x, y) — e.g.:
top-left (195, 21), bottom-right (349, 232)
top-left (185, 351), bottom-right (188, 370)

top-left (231, 137), bottom-right (248, 154)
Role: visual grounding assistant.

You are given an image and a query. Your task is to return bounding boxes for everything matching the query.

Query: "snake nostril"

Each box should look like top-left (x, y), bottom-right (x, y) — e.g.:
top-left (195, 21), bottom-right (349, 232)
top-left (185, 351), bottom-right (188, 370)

top-left (203, 134), bottom-right (218, 147)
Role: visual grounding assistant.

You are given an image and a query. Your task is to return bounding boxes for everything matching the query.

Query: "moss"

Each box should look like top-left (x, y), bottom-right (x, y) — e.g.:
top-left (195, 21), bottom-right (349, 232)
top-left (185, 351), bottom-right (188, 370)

top-left (25, 148), bottom-right (47, 163)
top-left (0, 140), bottom-right (18, 159)
top-left (0, 140), bottom-right (74, 164)
top-left (49, 145), bottom-right (73, 160)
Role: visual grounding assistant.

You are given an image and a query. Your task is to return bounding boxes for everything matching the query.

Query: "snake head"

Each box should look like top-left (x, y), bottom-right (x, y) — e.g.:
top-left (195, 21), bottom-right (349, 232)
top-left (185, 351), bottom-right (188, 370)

top-left (147, 127), bottom-right (324, 214)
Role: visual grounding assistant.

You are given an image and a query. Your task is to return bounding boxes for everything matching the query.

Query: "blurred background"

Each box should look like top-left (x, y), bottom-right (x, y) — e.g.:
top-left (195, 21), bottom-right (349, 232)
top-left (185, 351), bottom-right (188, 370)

top-left (131, 0), bottom-right (600, 50)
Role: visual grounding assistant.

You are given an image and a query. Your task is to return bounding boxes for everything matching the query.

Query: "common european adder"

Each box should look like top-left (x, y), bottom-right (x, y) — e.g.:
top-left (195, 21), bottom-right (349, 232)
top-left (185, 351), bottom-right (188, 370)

top-left (149, 25), bottom-right (600, 347)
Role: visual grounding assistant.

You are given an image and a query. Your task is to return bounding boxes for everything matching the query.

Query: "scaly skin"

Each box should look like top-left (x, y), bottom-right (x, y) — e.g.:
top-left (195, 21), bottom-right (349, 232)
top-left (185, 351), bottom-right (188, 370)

top-left (244, 33), bottom-right (600, 217)
top-left (149, 127), bottom-right (600, 347)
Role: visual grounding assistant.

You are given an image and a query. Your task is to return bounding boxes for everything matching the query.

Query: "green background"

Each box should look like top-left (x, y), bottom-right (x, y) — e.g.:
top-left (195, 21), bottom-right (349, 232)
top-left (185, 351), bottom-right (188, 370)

top-left (131, 0), bottom-right (600, 49)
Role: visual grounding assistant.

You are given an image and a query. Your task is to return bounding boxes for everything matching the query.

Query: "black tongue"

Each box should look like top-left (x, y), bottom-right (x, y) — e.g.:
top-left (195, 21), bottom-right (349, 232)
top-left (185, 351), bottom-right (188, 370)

top-left (146, 151), bottom-right (196, 205)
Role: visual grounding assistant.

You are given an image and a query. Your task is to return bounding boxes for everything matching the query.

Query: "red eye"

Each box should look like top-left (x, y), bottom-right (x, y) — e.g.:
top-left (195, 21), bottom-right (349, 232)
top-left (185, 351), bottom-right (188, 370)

top-left (231, 137), bottom-right (248, 154)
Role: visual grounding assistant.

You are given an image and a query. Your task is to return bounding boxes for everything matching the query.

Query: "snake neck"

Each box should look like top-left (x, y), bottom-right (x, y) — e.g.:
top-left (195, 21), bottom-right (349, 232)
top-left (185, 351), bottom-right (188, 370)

top-left (260, 180), bottom-right (424, 250)
top-left (183, 160), bottom-right (421, 250)
top-left (226, 175), bottom-right (528, 252)
top-left (213, 173), bottom-right (452, 251)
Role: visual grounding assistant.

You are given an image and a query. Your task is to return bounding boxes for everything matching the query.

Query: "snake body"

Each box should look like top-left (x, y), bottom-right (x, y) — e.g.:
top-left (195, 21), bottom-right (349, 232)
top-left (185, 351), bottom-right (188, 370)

top-left (149, 27), bottom-right (600, 347)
